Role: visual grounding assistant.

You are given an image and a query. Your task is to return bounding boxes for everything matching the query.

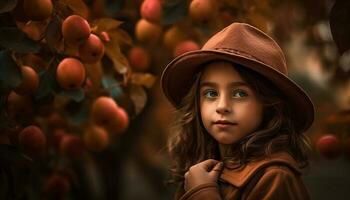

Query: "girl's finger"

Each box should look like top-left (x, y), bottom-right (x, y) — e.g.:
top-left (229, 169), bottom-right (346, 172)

top-left (184, 171), bottom-right (189, 178)
top-left (209, 162), bottom-right (224, 176)
top-left (199, 159), bottom-right (220, 171)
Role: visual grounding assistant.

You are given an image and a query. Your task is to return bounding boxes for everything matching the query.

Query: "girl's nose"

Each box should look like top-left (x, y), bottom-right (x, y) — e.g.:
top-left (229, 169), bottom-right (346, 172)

top-left (216, 95), bottom-right (231, 114)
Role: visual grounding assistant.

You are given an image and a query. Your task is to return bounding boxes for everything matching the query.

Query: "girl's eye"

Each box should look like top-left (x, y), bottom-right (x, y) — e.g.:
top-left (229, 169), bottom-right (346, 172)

top-left (232, 90), bottom-right (248, 98)
top-left (203, 90), bottom-right (218, 98)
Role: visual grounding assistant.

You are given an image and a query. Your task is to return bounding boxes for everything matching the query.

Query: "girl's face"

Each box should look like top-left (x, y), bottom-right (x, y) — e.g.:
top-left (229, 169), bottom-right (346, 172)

top-left (199, 61), bottom-right (264, 145)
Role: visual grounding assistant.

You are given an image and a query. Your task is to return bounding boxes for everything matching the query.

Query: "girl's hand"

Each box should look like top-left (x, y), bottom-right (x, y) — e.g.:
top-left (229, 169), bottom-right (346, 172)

top-left (184, 159), bottom-right (224, 191)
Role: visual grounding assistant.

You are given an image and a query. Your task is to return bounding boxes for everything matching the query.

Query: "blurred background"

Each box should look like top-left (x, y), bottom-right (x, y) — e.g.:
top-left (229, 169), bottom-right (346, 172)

top-left (0, 0), bottom-right (349, 199)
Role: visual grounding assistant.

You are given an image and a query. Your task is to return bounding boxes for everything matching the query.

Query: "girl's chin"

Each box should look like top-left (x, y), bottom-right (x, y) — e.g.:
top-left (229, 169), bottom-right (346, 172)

top-left (213, 133), bottom-right (239, 145)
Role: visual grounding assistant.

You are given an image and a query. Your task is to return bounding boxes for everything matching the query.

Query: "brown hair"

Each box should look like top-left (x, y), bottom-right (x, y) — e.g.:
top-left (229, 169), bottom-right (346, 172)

top-left (167, 60), bottom-right (310, 185)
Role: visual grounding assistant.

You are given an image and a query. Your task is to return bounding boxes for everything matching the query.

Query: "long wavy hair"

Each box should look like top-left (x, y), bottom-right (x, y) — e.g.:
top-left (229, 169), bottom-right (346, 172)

top-left (167, 60), bottom-right (311, 187)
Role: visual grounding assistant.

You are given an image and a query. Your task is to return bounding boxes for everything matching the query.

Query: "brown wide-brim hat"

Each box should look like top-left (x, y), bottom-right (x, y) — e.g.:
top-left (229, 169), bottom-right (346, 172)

top-left (161, 22), bottom-right (315, 133)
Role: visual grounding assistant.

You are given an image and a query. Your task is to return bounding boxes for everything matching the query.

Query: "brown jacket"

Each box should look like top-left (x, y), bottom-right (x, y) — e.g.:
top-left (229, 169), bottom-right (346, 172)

top-left (177, 152), bottom-right (310, 200)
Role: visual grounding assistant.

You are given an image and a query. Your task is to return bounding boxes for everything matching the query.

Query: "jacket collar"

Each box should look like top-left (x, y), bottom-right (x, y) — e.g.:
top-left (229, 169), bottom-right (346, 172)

top-left (219, 152), bottom-right (302, 188)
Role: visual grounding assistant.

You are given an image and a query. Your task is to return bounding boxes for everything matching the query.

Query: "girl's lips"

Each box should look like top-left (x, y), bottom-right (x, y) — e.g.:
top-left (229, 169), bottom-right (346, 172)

top-left (213, 120), bottom-right (238, 128)
top-left (213, 120), bottom-right (237, 125)
top-left (214, 123), bottom-right (237, 129)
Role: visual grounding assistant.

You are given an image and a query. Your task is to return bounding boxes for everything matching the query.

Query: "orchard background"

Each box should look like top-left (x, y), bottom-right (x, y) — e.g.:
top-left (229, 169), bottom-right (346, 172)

top-left (0, 0), bottom-right (349, 199)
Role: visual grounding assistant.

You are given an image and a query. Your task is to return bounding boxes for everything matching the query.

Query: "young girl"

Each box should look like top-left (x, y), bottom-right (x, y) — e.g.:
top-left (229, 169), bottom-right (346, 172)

top-left (161, 23), bottom-right (315, 200)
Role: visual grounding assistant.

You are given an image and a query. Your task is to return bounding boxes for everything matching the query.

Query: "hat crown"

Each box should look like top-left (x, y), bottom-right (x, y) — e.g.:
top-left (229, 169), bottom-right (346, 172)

top-left (202, 23), bottom-right (288, 75)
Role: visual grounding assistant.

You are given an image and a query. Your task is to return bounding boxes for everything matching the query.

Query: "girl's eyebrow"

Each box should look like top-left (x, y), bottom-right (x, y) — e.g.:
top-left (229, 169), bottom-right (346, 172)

top-left (200, 81), bottom-right (249, 88)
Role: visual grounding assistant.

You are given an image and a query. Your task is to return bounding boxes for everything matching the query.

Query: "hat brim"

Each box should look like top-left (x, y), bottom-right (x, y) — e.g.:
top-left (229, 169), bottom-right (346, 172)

top-left (161, 50), bottom-right (315, 132)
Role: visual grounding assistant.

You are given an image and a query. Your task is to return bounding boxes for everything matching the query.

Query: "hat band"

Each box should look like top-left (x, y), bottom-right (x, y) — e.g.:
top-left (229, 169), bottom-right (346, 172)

top-left (214, 47), bottom-right (266, 66)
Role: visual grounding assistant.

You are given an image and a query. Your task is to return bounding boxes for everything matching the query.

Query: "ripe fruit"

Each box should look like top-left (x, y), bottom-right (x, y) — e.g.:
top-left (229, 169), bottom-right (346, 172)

top-left (23, 0), bottom-right (53, 21)
top-left (128, 47), bottom-right (150, 72)
top-left (113, 107), bottom-right (129, 134)
top-left (173, 40), bottom-right (200, 57)
top-left (19, 125), bottom-right (46, 157)
top-left (62, 15), bottom-right (91, 46)
top-left (100, 31), bottom-right (110, 42)
top-left (83, 125), bottom-right (109, 152)
top-left (15, 66), bottom-right (39, 95)
top-left (140, 0), bottom-right (162, 23)
top-left (47, 113), bottom-right (66, 129)
top-left (91, 96), bottom-right (119, 125)
top-left (316, 134), bottom-right (341, 159)
top-left (50, 129), bottom-right (67, 149)
top-left (60, 135), bottom-right (84, 158)
top-left (163, 26), bottom-right (188, 49)
top-left (91, 96), bottom-right (129, 134)
top-left (189, 0), bottom-right (216, 22)
top-left (56, 58), bottom-right (86, 89)
top-left (44, 174), bottom-right (70, 197)
top-left (7, 91), bottom-right (33, 119)
top-left (135, 19), bottom-right (162, 42)
top-left (79, 34), bottom-right (105, 63)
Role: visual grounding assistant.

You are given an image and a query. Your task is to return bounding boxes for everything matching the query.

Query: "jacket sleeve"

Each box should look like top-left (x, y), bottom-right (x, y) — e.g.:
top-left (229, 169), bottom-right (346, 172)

top-left (243, 166), bottom-right (310, 200)
top-left (179, 183), bottom-right (222, 200)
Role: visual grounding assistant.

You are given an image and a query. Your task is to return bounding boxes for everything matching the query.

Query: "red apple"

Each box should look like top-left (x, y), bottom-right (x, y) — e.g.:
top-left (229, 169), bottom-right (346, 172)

top-left (24, 0), bottom-right (53, 21)
top-left (128, 47), bottom-right (151, 72)
top-left (163, 26), bottom-right (188, 50)
top-left (91, 97), bottom-right (119, 126)
top-left (15, 66), bottom-right (39, 95)
top-left (78, 34), bottom-right (105, 63)
top-left (50, 129), bottom-right (68, 149)
top-left (83, 125), bottom-right (109, 152)
top-left (113, 107), bottom-right (129, 134)
top-left (316, 134), bottom-right (341, 159)
top-left (19, 125), bottom-right (46, 157)
top-left (7, 91), bottom-right (33, 119)
top-left (173, 40), bottom-right (200, 57)
top-left (189, 0), bottom-right (216, 22)
top-left (59, 135), bottom-right (84, 158)
top-left (62, 15), bottom-right (91, 46)
top-left (44, 174), bottom-right (70, 197)
top-left (56, 58), bottom-right (86, 89)
top-left (140, 0), bottom-right (162, 23)
top-left (91, 96), bottom-right (129, 134)
top-left (135, 19), bottom-right (162, 42)
top-left (47, 113), bottom-right (66, 129)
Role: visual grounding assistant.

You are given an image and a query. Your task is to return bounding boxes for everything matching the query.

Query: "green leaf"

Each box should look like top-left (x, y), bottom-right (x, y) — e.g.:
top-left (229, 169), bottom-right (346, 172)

top-left (63, 101), bottom-right (89, 125)
top-left (129, 84), bottom-right (147, 116)
top-left (93, 18), bottom-right (123, 32)
top-left (104, 42), bottom-right (129, 74)
top-left (0, 0), bottom-right (17, 14)
top-left (60, 0), bottom-right (89, 18)
top-left (45, 17), bottom-right (63, 51)
top-left (130, 73), bottom-right (156, 89)
top-left (0, 50), bottom-right (22, 88)
top-left (101, 75), bottom-right (123, 99)
top-left (61, 88), bottom-right (85, 102)
top-left (0, 27), bottom-right (40, 53)
top-left (108, 29), bottom-right (132, 46)
top-left (35, 70), bottom-right (54, 100)
top-left (161, 0), bottom-right (188, 25)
